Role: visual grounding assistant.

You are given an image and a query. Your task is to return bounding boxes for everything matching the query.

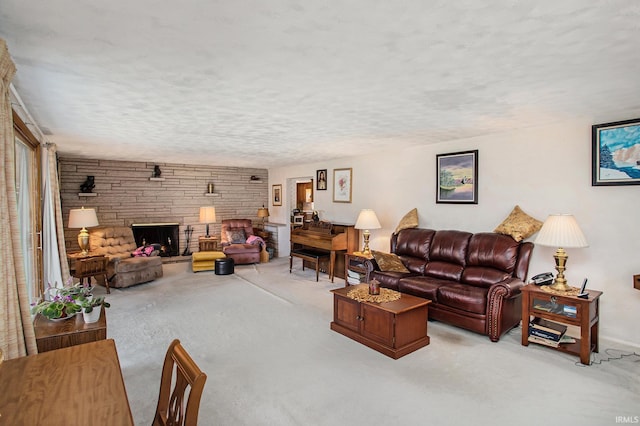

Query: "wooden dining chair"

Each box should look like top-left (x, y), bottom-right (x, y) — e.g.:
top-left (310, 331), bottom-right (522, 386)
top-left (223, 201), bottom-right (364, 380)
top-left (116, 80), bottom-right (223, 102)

top-left (153, 339), bottom-right (207, 426)
top-left (72, 256), bottom-right (110, 293)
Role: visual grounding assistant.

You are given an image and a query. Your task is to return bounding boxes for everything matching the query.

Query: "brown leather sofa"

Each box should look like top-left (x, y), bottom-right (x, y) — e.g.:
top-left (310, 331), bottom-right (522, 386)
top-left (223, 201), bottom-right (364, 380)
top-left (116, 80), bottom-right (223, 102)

top-left (89, 226), bottom-right (163, 288)
top-left (367, 228), bottom-right (533, 342)
top-left (220, 219), bottom-right (263, 265)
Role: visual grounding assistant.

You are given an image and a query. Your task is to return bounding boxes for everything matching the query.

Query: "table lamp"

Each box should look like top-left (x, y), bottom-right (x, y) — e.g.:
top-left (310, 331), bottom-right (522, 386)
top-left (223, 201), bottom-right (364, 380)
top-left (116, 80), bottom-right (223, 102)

top-left (68, 207), bottom-right (99, 255)
top-left (355, 209), bottom-right (381, 256)
top-left (199, 206), bottom-right (217, 237)
top-left (257, 205), bottom-right (270, 229)
top-left (534, 214), bottom-right (588, 292)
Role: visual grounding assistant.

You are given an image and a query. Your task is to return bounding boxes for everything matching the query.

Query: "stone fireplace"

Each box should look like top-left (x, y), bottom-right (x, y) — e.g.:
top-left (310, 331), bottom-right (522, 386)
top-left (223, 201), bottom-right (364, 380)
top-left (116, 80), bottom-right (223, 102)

top-left (131, 223), bottom-right (180, 257)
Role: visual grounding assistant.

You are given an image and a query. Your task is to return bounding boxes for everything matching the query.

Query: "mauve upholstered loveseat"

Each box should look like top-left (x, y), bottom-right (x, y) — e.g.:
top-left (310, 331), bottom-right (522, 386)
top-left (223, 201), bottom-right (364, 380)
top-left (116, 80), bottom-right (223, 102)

top-left (366, 228), bottom-right (534, 342)
top-left (89, 226), bottom-right (163, 288)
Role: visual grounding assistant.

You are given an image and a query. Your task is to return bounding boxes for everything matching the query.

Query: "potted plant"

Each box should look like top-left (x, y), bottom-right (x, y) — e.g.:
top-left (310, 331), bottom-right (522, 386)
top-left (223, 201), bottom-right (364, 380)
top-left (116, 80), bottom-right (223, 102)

top-left (80, 297), bottom-right (110, 324)
top-left (58, 281), bottom-right (94, 305)
top-left (31, 294), bottom-right (82, 321)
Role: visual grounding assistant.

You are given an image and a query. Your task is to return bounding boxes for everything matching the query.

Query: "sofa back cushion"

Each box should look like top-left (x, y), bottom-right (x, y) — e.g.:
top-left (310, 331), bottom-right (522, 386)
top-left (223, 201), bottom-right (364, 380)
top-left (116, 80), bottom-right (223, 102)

top-left (461, 232), bottom-right (521, 288)
top-left (424, 230), bottom-right (471, 281)
top-left (89, 226), bottom-right (138, 258)
top-left (391, 228), bottom-right (434, 273)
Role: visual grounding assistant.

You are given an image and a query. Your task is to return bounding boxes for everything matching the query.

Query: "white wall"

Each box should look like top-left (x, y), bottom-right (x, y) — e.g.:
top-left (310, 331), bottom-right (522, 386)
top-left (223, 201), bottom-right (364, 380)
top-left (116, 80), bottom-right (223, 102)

top-left (269, 119), bottom-right (640, 346)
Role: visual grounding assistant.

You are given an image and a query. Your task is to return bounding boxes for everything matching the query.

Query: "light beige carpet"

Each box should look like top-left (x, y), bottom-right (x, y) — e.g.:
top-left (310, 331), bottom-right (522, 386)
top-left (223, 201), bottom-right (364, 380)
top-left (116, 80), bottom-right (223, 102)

top-left (98, 259), bottom-right (640, 425)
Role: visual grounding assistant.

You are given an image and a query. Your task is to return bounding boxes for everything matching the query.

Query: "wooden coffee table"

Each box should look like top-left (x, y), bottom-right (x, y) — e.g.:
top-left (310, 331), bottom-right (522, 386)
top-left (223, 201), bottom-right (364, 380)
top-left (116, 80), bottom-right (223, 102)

top-left (330, 285), bottom-right (431, 359)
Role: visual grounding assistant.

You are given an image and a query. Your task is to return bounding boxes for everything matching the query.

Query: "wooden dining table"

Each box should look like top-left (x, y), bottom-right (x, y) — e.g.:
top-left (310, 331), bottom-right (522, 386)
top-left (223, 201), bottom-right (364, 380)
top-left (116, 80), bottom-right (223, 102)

top-left (0, 339), bottom-right (134, 425)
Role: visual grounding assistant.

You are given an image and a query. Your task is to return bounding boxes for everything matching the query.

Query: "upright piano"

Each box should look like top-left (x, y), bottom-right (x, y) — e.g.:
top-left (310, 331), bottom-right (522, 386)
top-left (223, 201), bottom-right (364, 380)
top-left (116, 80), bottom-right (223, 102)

top-left (290, 222), bottom-right (359, 282)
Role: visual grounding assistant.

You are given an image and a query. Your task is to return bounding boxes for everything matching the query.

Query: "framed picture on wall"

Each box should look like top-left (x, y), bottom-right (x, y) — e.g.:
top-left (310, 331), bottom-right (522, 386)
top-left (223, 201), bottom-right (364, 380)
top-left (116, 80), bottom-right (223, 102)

top-left (592, 118), bottom-right (640, 186)
top-left (436, 150), bottom-right (478, 204)
top-left (316, 169), bottom-right (327, 190)
top-left (272, 184), bottom-right (282, 206)
top-left (333, 168), bottom-right (352, 203)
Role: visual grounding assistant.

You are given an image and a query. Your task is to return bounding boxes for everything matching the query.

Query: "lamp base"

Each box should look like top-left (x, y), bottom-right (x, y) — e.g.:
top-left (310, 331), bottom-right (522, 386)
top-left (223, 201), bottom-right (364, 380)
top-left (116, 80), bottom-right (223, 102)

top-left (547, 280), bottom-right (573, 293)
top-left (361, 230), bottom-right (372, 257)
top-left (78, 227), bottom-right (90, 255)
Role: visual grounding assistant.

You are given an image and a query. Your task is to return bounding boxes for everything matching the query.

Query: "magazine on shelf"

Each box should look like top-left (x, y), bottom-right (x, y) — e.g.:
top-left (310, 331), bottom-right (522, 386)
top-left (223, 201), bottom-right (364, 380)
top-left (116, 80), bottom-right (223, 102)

top-left (528, 335), bottom-right (561, 348)
top-left (529, 327), bottom-right (562, 341)
top-left (528, 334), bottom-right (576, 348)
top-left (530, 317), bottom-right (568, 336)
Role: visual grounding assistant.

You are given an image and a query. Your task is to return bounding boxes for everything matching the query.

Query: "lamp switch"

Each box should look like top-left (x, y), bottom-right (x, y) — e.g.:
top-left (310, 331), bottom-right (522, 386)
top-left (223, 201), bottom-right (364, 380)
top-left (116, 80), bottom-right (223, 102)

top-left (634, 274), bottom-right (640, 291)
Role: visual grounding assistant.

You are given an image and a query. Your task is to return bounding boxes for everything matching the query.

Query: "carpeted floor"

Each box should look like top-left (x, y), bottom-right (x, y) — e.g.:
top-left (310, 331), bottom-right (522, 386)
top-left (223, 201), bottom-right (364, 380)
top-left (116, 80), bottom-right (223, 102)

top-left (100, 259), bottom-right (640, 425)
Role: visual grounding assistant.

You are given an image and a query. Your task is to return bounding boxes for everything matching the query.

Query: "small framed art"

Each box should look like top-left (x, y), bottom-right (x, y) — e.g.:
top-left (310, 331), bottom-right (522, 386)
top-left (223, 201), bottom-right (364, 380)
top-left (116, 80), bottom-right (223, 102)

top-left (436, 150), bottom-right (478, 204)
top-left (592, 118), bottom-right (640, 186)
top-left (316, 169), bottom-right (327, 190)
top-left (272, 184), bottom-right (282, 206)
top-left (333, 168), bottom-right (352, 203)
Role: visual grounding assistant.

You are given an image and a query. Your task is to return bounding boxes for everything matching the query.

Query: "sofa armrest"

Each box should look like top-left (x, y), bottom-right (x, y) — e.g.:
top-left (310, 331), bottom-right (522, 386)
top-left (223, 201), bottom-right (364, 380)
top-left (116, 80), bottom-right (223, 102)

top-left (488, 277), bottom-right (524, 300)
top-left (363, 259), bottom-right (378, 283)
top-left (486, 277), bottom-right (525, 342)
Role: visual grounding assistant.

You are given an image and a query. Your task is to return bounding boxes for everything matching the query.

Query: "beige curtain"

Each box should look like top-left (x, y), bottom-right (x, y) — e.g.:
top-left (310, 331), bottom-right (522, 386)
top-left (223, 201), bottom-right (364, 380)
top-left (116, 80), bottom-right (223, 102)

top-left (0, 39), bottom-right (37, 358)
top-left (45, 142), bottom-right (71, 283)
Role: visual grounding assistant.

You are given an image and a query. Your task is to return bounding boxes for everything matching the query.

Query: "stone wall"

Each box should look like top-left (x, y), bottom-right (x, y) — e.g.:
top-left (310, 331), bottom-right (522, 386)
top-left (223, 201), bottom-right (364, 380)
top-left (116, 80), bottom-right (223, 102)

top-left (59, 157), bottom-right (269, 255)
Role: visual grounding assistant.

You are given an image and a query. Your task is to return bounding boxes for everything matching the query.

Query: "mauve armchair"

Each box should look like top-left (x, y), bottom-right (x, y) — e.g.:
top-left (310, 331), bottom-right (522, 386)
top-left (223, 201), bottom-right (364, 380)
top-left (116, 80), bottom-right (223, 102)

top-left (220, 219), bottom-right (262, 264)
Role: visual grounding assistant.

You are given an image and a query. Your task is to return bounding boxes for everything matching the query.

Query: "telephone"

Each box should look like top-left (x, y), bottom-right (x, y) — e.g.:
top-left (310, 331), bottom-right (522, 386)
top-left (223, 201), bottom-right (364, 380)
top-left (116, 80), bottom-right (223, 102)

top-left (531, 272), bottom-right (553, 286)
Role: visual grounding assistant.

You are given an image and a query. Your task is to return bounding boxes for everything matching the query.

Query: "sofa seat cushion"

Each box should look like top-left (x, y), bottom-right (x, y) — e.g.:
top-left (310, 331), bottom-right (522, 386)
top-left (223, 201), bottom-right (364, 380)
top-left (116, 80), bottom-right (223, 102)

top-left (437, 283), bottom-right (488, 315)
top-left (461, 266), bottom-right (511, 288)
top-left (223, 243), bottom-right (261, 255)
top-left (117, 255), bottom-right (163, 273)
top-left (370, 270), bottom-right (417, 291)
top-left (397, 276), bottom-right (450, 301)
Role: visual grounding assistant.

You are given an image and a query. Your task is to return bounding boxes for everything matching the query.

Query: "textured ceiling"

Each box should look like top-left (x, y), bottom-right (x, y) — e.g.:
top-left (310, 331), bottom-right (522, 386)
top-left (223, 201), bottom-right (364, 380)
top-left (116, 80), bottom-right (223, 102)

top-left (1, 1), bottom-right (639, 168)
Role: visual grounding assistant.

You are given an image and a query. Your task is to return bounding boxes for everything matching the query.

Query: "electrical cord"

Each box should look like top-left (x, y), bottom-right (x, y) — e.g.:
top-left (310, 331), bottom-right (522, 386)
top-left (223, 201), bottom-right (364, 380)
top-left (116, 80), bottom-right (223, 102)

top-left (512, 324), bottom-right (640, 367)
top-left (575, 348), bottom-right (640, 367)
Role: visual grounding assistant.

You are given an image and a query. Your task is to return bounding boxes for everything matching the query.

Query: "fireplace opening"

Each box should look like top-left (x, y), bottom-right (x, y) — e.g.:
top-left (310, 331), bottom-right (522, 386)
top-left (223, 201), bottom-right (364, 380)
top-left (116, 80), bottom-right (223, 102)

top-left (131, 223), bottom-right (180, 257)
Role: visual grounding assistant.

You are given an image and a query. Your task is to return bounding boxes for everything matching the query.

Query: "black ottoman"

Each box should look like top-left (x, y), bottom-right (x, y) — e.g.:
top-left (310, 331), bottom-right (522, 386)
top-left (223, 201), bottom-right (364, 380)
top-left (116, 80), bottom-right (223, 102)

top-left (215, 258), bottom-right (234, 275)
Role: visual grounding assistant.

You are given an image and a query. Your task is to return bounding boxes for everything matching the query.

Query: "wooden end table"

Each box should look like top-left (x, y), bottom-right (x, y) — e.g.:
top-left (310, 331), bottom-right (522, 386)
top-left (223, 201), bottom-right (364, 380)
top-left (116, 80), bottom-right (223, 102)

top-left (344, 252), bottom-right (373, 286)
top-left (521, 284), bottom-right (602, 365)
top-left (198, 236), bottom-right (218, 251)
top-left (34, 306), bottom-right (107, 353)
top-left (330, 285), bottom-right (431, 359)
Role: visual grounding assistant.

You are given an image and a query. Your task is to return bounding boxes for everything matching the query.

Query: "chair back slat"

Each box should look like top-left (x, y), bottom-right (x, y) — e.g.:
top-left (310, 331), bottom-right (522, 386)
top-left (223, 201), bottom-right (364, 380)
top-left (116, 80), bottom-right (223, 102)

top-left (153, 339), bottom-right (207, 426)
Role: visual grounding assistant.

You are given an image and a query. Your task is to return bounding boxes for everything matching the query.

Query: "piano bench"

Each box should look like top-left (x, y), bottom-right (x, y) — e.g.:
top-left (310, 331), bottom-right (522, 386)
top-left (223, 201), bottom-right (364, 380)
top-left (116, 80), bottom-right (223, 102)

top-left (290, 249), bottom-right (330, 282)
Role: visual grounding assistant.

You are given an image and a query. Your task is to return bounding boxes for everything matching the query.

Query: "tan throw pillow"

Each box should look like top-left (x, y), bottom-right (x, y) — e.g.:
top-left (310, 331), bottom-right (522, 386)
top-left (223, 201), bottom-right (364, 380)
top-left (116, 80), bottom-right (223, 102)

top-left (225, 228), bottom-right (246, 244)
top-left (372, 250), bottom-right (410, 273)
top-left (494, 205), bottom-right (543, 242)
top-left (394, 208), bottom-right (419, 234)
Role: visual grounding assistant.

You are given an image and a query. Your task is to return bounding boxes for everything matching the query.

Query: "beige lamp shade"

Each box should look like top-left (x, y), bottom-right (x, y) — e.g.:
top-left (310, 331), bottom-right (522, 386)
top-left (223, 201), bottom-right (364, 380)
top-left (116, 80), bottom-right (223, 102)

top-left (257, 207), bottom-right (270, 218)
top-left (68, 207), bottom-right (99, 229)
top-left (355, 209), bottom-right (381, 230)
top-left (534, 214), bottom-right (588, 292)
top-left (355, 209), bottom-right (381, 256)
top-left (68, 207), bottom-right (99, 255)
top-left (199, 206), bottom-right (216, 237)
top-left (534, 214), bottom-right (588, 248)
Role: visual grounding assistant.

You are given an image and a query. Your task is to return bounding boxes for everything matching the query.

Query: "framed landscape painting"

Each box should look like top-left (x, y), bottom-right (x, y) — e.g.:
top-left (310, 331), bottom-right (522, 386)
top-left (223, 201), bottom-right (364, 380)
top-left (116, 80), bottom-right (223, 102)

top-left (436, 150), bottom-right (478, 204)
top-left (592, 118), bottom-right (640, 186)
top-left (333, 168), bottom-right (352, 203)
